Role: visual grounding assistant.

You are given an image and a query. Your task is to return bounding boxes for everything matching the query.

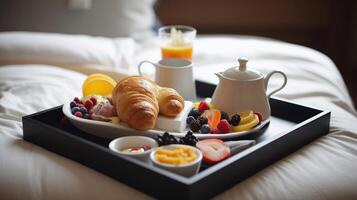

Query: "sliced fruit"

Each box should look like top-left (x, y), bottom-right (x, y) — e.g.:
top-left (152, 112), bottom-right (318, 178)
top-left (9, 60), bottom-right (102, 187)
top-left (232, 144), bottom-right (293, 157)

top-left (82, 74), bottom-right (114, 90)
top-left (196, 139), bottom-right (230, 164)
top-left (232, 114), bottom-right (260, 132)
top-left (82, 76), bottom-right (117, 97)
top-left (239, 110), bottom-right (255, 125)
top-left (201, 109), bottom-right (221, 129)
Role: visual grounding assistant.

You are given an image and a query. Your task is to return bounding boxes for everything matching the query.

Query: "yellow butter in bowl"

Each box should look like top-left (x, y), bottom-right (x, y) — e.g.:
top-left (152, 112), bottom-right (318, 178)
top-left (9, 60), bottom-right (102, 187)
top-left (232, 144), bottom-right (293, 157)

top-left (155, 146), bottom-right (197, 165)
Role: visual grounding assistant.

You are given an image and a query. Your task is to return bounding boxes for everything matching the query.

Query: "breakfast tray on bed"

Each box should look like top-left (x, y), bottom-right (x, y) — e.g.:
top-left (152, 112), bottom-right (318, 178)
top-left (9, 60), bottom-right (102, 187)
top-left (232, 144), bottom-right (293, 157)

top-left (22, 80), bottom-right (330, 200)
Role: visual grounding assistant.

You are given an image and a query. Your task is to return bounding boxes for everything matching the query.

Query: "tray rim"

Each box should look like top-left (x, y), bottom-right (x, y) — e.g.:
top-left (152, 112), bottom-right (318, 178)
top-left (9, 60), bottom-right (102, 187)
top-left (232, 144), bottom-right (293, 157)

top-left (22, 96), bottom-right (330, 185)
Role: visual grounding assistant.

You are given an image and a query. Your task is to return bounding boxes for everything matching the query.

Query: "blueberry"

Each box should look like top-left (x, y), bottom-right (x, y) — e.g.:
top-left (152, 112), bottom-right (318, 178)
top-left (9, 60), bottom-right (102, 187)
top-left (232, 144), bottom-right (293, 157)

top-left (70, 101), bottom-right (77, 109)
top-left (80, 107), bottom-right (88, 114)
top-left (71, 107), bottom-right (80, 114)
top-left (221, 111), bottom-right (230, 121)
top-left (186, 116), bottom-right (195, 126)
top-left (200, 124), bottom-right (211, 134)
top-left (83, 114), bottom-right (90, 119)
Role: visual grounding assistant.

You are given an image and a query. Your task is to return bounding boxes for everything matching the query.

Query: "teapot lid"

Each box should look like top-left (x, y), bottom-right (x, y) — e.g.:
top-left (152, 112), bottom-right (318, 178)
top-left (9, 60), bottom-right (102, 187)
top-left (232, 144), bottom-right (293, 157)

top-left (222, 57), bottom-right (262, 81)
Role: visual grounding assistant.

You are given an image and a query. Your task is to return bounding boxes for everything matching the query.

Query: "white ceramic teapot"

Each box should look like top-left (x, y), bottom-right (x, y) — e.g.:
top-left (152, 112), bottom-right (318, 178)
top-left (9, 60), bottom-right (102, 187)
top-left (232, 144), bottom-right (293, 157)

top-left (211, 57), bottom-right (287, 121)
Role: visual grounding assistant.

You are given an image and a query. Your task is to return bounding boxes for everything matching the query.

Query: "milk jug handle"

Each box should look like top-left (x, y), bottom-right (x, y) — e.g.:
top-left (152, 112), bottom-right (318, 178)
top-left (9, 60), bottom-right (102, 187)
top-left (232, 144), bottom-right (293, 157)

top-left (138, 60), bottom-right (157, 80)
top-left (264, 70), bottom-right (287, 98)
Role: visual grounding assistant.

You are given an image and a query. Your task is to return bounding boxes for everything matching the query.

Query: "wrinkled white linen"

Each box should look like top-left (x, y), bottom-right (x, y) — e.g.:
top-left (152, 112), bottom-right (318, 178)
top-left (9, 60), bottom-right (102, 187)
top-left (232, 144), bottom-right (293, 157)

top-left (0, 35), bottom-right (357, 200)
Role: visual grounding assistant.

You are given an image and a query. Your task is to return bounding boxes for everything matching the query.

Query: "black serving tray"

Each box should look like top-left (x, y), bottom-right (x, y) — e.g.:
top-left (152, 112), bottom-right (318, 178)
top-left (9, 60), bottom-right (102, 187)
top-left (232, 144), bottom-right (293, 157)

top-left (22, 81), bottom-right (330, 200)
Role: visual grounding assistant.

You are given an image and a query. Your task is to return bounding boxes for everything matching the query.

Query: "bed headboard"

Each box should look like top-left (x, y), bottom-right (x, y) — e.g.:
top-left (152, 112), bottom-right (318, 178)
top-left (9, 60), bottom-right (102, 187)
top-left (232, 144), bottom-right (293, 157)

top-left (0, 0), bottom-right (156, 40)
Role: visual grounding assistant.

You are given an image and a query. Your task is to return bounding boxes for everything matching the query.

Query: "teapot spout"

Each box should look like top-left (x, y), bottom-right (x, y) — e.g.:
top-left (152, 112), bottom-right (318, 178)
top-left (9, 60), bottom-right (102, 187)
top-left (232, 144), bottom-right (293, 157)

top-left (215, 72), bottom-right (224, 80)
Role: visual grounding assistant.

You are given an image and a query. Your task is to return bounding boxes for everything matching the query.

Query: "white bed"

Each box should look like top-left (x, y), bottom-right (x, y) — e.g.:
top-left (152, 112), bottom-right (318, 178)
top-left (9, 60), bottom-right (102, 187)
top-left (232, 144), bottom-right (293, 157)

top-left (0, 32), bottom-right (357, 200)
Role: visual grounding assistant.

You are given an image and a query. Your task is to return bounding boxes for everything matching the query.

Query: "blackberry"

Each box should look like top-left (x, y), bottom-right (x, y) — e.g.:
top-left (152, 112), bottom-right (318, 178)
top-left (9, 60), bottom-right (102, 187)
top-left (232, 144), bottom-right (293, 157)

top-left (189, 120), bottom-right (201, 132)
top-left (70, 101), bottom-right (77, 109)
top-left (229, 114), bottom-right (241, 126)
top-left (188, 108), bottom-right (201, 119)
top-left (179, 131), bottom-right (198, 146)
top-left (157, 132), bottom-right (178, 146)
top-left (186, 116), bottom-right (196, 126)
top-left (221, 111), bottom-right (230, 121)
top-left (197, 116), bottom-right (208, 126)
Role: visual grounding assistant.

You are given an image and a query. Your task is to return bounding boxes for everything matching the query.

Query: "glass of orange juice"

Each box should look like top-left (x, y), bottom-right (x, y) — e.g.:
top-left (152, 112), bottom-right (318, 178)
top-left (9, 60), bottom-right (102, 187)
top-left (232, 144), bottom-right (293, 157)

top-left (158, 25), bottom-right (196, 61)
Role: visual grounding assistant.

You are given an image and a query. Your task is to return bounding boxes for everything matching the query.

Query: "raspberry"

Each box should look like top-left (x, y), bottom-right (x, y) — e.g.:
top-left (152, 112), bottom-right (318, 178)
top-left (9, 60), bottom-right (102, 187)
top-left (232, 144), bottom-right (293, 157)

top-left (254, 112), bottom-right (263, 122)
top-left (74, 111), bottom-right (83, 118)
top-left (84, 100), bottom-right (94, 109)
top-left (90, 97), bottom-right (97, 105)
top-left (211, 128), bottom-right (221, 134)
top-left (73, 97), bottom-right (82, 104)
top-left (198, 101), bottom-right (209, 112)
top-left (217, 119), bottom-right (230, 133)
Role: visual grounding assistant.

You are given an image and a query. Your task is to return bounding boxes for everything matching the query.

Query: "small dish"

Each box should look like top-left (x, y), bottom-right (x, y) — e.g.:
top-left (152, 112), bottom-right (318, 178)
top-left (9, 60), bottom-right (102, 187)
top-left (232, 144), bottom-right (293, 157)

top-left (109, 136), bottom-right (158, 161)
top-left (150, 144), bottom-right (202, 177)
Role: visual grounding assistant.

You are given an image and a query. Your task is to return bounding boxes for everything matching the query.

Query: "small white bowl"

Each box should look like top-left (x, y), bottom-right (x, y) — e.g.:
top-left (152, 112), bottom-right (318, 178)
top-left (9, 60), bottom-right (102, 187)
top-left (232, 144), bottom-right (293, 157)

top-left (109, 136), bottom-right (158, 161)
top-left (150, 144), bottom-right (202, 177)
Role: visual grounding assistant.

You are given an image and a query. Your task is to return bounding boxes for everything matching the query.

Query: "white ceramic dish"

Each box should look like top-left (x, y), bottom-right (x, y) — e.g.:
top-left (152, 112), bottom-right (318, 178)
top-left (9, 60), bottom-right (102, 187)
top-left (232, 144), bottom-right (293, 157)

top-left (109, 136), bottom-right (158, 161)
top-left (150, 144), bottom-right (202, 177)
top-left (63, 102), bottom-right (270, 140)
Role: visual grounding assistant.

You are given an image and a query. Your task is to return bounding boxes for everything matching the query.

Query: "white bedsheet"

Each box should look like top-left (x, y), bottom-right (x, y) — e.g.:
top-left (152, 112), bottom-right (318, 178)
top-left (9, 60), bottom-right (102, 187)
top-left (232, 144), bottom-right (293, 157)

top-left (0, 35), bottom-right (357, 200)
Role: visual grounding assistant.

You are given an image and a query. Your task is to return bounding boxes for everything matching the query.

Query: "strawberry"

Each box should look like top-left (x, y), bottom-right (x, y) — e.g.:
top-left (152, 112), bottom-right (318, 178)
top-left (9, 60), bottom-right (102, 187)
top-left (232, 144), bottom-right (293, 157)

top-left (210, 128), bottom-right (221, 134)
top-left (254, 112), bottom-right (263, 122)
top-left (198, 101), bottom-right (209, 112)
top-left (217, 119), bottom-right (230, 133)
top-left (196, 139), bottom-right (230, 164)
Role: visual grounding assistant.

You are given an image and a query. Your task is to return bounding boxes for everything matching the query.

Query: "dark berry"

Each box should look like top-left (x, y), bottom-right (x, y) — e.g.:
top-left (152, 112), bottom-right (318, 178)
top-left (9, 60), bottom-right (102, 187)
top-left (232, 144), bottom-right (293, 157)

top-left (198, 101), bottom-right (210, 112)
top-left (80, 107), bottom-right (88, 115)
top-left (186, 116), bottom-right (196, 126)
top-left (221, 111), bottom-right (230, 121)
top-left (83, 114), bottom-right (90, 119)
top-left (70, 101), bottom-right (77, 109)
top-left (188, 108), bottom-right (201, 119)
top-left (84, 100), bottom-right (94, 109)
top-left (157, 132), bottom-right (178, 146)
top-left (74, 111), bottom-right (83, 118)
top-left (189, 120), bottom-right (201, 132)
top-left (90, 97), bottom-right (97, 105)
top-left (197, 116), bottom-right (208, 126)
top-left (179, 131), bottom-right (198, 146)
top-left (71, 107), bottom-right (80, 114)
top-left (200, 124), bottom-right (210, 134)
top-left (217, 119), bottom-right (230, 133)
top-left (73, 97), bottom-right (82, 104)
top-left (229, 114), bottom-right (241, 126)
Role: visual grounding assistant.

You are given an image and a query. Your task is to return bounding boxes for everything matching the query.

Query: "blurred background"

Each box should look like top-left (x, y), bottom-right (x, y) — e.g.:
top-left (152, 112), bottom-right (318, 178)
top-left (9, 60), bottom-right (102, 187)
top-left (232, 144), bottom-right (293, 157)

top-left (1, 0), bottom-right (356, 106)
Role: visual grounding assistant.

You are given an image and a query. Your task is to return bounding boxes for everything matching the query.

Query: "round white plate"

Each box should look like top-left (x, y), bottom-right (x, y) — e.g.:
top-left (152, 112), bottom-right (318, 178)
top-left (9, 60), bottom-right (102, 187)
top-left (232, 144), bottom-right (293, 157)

top-left (63, 102), bottom-right (269, 140)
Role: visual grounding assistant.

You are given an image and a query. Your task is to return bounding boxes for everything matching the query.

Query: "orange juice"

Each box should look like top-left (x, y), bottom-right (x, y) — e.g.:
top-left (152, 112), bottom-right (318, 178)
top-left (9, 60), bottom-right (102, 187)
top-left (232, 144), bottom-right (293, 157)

top-left (161, 45), bottom-right (193, 60)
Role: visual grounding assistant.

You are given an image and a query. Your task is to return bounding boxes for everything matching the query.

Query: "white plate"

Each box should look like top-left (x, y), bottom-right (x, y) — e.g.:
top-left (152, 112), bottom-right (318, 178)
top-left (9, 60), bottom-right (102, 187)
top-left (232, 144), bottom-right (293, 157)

top-left (63, 102), bottom-right (269, 140)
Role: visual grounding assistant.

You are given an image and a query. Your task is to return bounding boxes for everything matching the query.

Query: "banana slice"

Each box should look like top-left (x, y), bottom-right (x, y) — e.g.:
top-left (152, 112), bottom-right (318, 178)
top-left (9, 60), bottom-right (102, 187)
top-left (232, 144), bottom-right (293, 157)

top-left (239, 110), bottom-right (255, 124)
top-left (232, 114), bottom-right (260, 132)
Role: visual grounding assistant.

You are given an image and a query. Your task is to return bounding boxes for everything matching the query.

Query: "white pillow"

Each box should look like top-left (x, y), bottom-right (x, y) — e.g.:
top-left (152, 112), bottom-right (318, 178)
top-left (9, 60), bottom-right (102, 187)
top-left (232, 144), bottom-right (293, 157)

top-left (0, 32), bottom-right (135, 70)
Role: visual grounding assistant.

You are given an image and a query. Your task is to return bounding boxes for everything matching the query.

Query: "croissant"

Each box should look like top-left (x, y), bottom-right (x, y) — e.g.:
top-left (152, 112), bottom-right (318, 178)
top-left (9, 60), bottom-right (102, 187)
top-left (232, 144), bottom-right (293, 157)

top-left (112, 76), bottom-right (185, 130)
top-left (157, 87), bottom-right (185, 117)
top-left (112, 76), bottom-right (159, 130)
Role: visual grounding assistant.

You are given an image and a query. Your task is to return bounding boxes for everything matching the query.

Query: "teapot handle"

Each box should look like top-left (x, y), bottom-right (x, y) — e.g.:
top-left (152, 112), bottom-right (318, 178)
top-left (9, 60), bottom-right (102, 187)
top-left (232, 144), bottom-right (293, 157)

top-left (264, 71), bottom-right (287, 98)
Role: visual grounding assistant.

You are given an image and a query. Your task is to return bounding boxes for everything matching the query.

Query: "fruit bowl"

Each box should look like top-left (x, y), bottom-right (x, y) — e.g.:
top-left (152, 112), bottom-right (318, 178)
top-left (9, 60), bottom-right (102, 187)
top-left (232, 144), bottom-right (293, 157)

top-left (63, 101), bottom-right (270, 140)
